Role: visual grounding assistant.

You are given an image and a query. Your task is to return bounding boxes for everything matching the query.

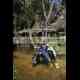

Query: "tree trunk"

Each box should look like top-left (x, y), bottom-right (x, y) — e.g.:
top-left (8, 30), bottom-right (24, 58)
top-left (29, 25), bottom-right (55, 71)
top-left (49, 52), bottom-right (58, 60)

top-left (42, 0), bottom-right (54, 44)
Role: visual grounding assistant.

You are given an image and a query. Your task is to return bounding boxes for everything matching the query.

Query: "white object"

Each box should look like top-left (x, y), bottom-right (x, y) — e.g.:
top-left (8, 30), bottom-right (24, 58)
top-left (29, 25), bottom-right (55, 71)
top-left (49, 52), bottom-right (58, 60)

top-left (48, 46), bottom-right (56, 58)
top-left (46, 44), bottom-right (49, 46)
top-left (55, 63), bottom-right (60, 69)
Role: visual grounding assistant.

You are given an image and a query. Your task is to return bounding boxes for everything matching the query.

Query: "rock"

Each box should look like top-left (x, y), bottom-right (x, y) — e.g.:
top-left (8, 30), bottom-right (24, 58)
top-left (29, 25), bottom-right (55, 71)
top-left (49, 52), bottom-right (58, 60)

top-left (55, 63), bottom-right (60, 69)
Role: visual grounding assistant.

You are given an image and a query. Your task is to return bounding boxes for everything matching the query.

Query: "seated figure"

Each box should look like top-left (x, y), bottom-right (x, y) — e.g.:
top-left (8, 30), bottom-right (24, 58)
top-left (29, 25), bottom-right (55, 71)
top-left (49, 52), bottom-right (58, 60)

top-left (32, 43), bottom-right (57, 66)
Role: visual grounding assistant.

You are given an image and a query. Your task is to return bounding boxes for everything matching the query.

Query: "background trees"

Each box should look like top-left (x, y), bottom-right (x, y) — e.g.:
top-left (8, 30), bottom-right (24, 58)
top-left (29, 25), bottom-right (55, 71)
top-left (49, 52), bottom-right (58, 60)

top-left (13, 0), bottom-right (64, 31)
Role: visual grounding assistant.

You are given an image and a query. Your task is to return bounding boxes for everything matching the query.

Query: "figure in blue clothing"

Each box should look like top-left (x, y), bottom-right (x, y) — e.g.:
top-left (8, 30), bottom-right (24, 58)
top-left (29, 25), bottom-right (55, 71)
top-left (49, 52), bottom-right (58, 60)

top-left (32, 44), bottom-right (55, 64)
top-left (38, 43), bottom-right (51, 64)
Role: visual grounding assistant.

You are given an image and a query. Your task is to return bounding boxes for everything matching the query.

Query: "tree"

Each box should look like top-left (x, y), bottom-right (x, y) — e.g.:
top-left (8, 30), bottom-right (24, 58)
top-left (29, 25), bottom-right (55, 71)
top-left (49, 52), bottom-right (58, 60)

top-left (13, 0), bottom-right (64, 31)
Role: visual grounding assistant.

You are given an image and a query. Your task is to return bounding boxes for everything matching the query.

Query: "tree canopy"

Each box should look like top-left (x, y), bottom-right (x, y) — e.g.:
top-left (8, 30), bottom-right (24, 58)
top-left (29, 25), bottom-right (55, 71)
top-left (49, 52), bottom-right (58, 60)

top-left (13, 0), bottom-right (64, 31)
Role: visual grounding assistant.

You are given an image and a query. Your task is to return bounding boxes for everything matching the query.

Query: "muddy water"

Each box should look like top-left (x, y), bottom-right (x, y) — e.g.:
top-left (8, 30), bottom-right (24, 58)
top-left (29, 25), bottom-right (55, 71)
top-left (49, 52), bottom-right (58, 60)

top-left (13, 50), bottom-right (66, 80)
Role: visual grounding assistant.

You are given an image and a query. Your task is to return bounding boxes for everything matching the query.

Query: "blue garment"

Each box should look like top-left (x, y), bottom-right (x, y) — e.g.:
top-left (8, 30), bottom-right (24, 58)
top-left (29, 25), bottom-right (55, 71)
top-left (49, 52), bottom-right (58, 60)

top-left (38, 46), bottom-right (50, 64)
top-left (32, 46), bottom-right (51, 65)
top-left (39, 46), bottom-right (47, 53)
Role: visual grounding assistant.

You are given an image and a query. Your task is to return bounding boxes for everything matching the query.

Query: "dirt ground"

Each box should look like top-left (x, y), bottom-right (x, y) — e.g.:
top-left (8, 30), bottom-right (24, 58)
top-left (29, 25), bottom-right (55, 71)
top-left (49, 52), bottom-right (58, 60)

top-left (13, 49), bottom-right (66, 80)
